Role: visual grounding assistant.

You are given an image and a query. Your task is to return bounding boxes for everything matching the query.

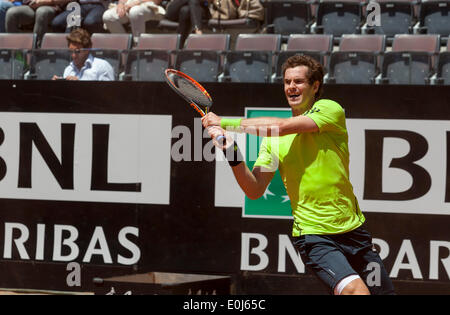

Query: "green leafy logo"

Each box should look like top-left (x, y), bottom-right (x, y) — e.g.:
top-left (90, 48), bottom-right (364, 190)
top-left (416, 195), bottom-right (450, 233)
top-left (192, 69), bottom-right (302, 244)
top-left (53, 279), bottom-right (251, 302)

top-left (244, 108), bottom-right (293, 218)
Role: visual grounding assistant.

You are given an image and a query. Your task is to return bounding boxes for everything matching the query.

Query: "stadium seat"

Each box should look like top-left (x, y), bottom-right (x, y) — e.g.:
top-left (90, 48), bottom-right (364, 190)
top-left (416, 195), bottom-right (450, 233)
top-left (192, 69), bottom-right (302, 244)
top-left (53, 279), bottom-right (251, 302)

top-left (29, 49), bottom-right (71, 80)
top-left (431, 36), bottom-right (450, 84)
top-left (262, 0), bottom-right (312, 40)
top-left (90, 33), bottom-right (133, 79)
top-left (208, 17), bottom-right (260, 31)
top-left (312, 0), bottom-right (366, 42)
top-left (390, 34), bottom-right (440, 52)
top-left (378, 34), bottom-right (440, 84)
top-left (272, 34), bottom-right (333, 83)
top-left (326, 34), bottom-right (385, 84)
top-left (416, 0), bottom-right (450, 44)
top-left (27, 33), bottom-right (70, 80)
top-left (123, 33), bottom-right (180, 81)
top-left (157, 18), bottom-right (179, 31)
top-left (39, 33), bottom-right (68, 49)
top-left (363, 0), bottom-right (417, 43)
top-left (182, 33), bottom-right (230, 51)
top-left (91, 33), bottom-right (133, 50)
top-left (0, 33), bottom-right (35, 49)
top-left (0, 33), bottom-right (35, 80)
top-left (175, 34), bottom-right (230, 82)
top-left (233, 34), bottom-right (281, 51)
top-left (221, 34), bottom-right (281, 83)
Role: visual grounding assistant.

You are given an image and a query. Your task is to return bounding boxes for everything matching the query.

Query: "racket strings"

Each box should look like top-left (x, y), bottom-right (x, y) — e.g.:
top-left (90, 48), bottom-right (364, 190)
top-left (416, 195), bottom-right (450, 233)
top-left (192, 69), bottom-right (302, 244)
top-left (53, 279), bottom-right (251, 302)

top-left (170, 74), bottom-right (212, 108)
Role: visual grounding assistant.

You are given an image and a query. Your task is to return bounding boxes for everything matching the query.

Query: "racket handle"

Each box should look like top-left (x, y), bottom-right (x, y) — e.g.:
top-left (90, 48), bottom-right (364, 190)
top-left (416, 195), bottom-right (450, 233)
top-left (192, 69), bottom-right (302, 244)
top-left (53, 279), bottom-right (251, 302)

top-left (216, 135), bottom-right (226, 146)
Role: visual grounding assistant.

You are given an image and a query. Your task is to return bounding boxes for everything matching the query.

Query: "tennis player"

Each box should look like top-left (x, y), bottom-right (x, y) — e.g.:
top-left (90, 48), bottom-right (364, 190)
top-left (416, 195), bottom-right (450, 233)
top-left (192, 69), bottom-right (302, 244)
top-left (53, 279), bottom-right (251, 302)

top-left (202, 55), bottom-right (395, 295)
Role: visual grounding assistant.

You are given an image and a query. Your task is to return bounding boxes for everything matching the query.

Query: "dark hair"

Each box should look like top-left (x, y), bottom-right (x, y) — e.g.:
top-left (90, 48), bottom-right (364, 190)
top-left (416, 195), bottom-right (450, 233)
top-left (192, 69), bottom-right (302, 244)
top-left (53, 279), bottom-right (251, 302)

top-left (66, 28), bottom-right (92, 49)
top-left (281, 55), bottom-right (324, 101)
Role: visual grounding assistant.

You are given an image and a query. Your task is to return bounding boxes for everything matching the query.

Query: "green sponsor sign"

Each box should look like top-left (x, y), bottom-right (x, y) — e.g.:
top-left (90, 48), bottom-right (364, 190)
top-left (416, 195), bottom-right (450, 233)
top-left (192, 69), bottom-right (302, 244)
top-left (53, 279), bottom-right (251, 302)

top-left (244, 108), bottom-right (293, 218)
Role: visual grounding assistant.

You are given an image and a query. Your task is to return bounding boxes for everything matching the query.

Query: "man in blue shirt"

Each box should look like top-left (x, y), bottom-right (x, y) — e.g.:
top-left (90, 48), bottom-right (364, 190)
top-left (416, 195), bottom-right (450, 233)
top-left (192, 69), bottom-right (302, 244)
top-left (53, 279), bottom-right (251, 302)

top-left (52, 28), bottom-right (114, 81)
top-left (0, 0), bottom-right (15, 33)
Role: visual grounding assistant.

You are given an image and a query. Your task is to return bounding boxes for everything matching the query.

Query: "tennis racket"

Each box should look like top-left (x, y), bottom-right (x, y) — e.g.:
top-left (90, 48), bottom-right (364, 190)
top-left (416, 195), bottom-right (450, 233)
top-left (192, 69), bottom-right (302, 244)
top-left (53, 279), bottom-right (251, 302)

top-left (164, 69), bottom-right (225, 144)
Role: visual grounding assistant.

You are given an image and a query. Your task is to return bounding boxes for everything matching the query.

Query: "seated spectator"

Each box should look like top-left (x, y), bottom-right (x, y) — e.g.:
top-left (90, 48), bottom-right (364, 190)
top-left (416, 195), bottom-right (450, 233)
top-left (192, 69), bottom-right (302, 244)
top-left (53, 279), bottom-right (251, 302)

top-left (52, 28), bottom-right (114, 81)
top-left (0, 0), bottom-right (16, 33)
top-left (209, 0), bottom-right (264, 23)
top-left (51, 0), bottom-right (107, 34)
top-left (5, 0), bottom-right (64, 45)
top-left (103, 0), bottom-right (165, 45)
top-left (164, 0), bottom-right (211, 47)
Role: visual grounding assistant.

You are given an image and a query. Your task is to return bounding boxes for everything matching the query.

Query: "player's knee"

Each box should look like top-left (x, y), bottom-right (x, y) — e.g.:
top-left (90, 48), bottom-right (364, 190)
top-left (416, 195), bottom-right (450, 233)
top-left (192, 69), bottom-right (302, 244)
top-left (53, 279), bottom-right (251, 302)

top-left (344, 282), bottom-right (370, 295)
top-left (335, 277), bottom-right (370, 295)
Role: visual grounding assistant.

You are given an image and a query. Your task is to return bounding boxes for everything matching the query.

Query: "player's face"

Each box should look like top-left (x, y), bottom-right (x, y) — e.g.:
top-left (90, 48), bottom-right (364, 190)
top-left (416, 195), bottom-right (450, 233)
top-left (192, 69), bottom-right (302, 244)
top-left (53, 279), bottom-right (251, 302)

top-left (69, 43), bottom-right (90, 70)
top-left (284, 66), bottom-right (319, 111)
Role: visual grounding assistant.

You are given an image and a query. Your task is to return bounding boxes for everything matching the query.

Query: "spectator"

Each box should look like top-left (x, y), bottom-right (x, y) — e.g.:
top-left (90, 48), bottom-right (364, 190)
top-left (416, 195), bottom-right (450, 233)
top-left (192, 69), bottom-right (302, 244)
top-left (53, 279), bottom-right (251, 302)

top-left (209, 0), bottom-right (264, 22)
top-left (52, 28), bottom-right (114, 80)
top-left (51, 0), bottom-right (108, 34)
top-left (103, 0), bottom-right (165, 44)
top-left (0, 0), bottom-right (16, 33)
top-left (5, 0), bottom-right (63, 45)
top-left (164, 0), bottom-right (211, 47)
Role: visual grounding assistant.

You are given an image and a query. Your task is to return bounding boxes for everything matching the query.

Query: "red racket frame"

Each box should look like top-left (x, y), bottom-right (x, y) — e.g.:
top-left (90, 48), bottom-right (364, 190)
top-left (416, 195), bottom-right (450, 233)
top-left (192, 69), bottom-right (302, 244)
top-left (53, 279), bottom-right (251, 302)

top-left (164, 69), bottom-right (212, 117)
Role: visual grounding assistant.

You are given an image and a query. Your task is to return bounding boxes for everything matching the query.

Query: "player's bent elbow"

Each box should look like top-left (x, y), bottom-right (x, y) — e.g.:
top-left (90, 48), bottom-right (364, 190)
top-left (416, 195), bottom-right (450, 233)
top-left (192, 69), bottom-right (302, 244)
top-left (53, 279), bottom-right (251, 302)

top-left (246, 194), bottom-right (261, 200)
top-left (245, 193), bottom-right (260, 200)
top-left (244, 188), bottom-right (265, 200)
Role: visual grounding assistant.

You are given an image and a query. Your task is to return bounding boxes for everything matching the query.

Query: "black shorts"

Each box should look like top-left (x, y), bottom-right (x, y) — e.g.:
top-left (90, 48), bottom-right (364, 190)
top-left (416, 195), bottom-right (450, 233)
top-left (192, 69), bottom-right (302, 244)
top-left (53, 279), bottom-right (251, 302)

top-left (292, 225), bottom-right (395, 295)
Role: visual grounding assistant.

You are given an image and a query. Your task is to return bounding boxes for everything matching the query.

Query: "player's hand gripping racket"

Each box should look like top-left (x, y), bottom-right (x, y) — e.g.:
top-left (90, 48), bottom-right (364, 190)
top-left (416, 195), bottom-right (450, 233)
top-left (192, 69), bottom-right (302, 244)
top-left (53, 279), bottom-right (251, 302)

top-left (164, 69), bottom-right (226, 145)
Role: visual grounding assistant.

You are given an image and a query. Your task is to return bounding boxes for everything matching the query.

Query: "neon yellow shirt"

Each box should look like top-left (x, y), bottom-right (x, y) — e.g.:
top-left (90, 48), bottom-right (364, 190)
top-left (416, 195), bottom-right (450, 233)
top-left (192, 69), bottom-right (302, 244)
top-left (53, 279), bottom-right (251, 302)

top-left (254, 99), bottom-right (365, 236)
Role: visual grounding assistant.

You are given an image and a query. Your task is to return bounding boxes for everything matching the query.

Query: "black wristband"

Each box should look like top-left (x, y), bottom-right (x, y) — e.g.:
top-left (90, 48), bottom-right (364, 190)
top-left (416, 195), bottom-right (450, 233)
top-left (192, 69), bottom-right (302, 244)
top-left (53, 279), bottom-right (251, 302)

top-left (222, 142), bottom-right (244, 167)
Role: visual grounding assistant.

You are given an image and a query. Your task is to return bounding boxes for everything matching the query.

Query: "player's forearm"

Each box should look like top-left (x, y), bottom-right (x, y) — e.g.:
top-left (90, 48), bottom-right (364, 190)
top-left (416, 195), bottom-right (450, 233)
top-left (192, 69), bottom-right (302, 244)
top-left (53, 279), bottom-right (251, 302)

top-left (230, 163), bottom-right (267, 200)
top-left (220, 139), bottom-right (272, 200)
top-left (240, 117), bottom-right (286, 137)
top-left (222, 116), bottom-right (318, 137)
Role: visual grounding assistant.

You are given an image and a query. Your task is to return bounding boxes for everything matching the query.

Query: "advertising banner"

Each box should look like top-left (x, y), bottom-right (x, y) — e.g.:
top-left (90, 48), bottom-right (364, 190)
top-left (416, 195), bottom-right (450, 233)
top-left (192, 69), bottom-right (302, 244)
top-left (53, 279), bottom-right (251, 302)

top-left (0, 81), bottom-right (448, 294)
